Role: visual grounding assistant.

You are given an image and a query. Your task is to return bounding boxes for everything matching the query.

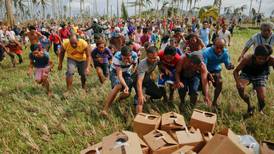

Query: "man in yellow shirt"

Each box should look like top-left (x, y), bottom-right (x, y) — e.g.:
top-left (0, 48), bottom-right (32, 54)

top-left (58, 34), bottom-right (91, 91)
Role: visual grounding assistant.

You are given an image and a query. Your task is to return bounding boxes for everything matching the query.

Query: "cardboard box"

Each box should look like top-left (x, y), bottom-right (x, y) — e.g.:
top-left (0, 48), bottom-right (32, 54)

top-left (189, 109), bottom-right (217, 133)
top-left (161, 112), bottom-right (186, 132)
top-left (133, 113), bottom-right (161, 138)
top-left (260, 141), bottom-right (274, 154)
top-left (80, 142), bottom-right (102, 154)
top-left (138, 136), bottom-right (150, 154)
top-left (143, 129), bottom-right (179, 154)
top-left (171, 145), bottom-right (196, 154)
top-left (176, 128), bottom-right (205, 152)
top-left (102, 130), bottom-right (143, 154)
top-left (199, 128), bottom-right (252, 154)
top-left (203, 132), bottom-right (213, 143)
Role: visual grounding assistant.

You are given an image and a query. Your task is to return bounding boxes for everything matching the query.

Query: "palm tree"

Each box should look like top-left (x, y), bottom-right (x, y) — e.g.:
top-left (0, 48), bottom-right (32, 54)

top-left (127, 0), bottom-right (151, 16)
top-left (69, 0), bottom-right (72, 17)
top-left (121, 0), bottom-right (128, 20)
top-left (38, 0), bottom-right (48, 19)
top-left (5, 0), bottom-right (15, 26)
top-left (257, 0), bottom-right (262, 14)
top-left (63, 5), bottom-right (67, 18)
top-left (233, 4), bottom-right (247, 17)
top-left (106, 0), bottom-right (109, 17)
top-left (213, 0), bottom-right (222, 13)
top-left (80, 0), bottom-right (83, 17)
top-left (51, 0), bottom-right (56, 18)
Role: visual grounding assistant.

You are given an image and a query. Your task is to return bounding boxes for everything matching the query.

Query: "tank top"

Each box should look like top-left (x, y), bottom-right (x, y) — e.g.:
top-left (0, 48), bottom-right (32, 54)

top-left (242, 56), bottom-right (270, 76)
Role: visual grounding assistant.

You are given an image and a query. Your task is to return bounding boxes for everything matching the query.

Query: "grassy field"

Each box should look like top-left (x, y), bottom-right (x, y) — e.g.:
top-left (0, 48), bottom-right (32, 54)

top-left (0, 28), bottom-right (273, 153)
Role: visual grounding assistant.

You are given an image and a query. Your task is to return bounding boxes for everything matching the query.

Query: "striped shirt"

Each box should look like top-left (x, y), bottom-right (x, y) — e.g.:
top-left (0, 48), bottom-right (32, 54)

top-left (245, 33), bottom-right (274, 49)
top-left (110, 51), bottom-right (138, 72)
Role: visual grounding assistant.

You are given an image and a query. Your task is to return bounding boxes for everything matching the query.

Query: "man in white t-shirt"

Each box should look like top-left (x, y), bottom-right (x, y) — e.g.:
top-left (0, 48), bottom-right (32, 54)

top-left (218, 24), bottom-right (231, 47)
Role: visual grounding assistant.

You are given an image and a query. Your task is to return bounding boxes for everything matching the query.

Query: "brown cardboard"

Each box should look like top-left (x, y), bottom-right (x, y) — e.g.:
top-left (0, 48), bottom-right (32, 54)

top-left (102, 130), bottom-right (143, 154)
top-left (199, 129), bottom-right (252, 154)
top-left (189, 109), bottom-right (217, 133)
top-left (133, 113), bottom-right (161, 139)
top-left (171, 145), bottom-right (196, 154)
top-left (161, 112), bottom-right (186, 132)
top-left (143, 129), bottom-right (179, 154)
top-left (80, 142), bottom-right (102, 154)
top-left (203, 132), bottom-right (213, 143)
top-left (175, 128), bottom-right (205, 152)
top-left (260, 141), bottom-right (274, 154)
top-left (138, 136), bottom-right (150, 154)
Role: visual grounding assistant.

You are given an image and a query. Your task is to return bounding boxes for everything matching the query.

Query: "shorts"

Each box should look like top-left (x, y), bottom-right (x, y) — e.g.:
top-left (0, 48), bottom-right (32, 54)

top-left (178, 74), bottom-right (201, 96)
top-left (209, 72), bottom-right (222, 87)
top-left (157, 69), bottom-right (176, 87)
top-left (239, 73), bottom-right (267, 89)
top-left (35, 66), bottom-right (50, 81)
top-left (94, 62), bottom-right (109, 77)
top-left (110, 70), bottom-right (133, 92)
top-left (0, 49), bottom-right (4, 61)
top-left (53, 43), bottom-right (61, 55)
top-left (66, 58), bottom-right (87, 78)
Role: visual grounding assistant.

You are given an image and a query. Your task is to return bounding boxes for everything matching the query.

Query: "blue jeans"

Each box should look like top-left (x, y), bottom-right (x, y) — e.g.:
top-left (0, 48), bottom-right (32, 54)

top-left (178, 74), bottom-right (201, 96)
top-left (110, 70), bottom-right (133, 92)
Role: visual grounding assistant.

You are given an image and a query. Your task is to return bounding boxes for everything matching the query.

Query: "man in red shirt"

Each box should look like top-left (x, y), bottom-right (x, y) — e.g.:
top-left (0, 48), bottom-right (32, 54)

top-left (59, 24), bottom-right (71, 40)
top-left (158, 45), bottom-right (181, 103)
top-left (49, 29), bottom-right (62, 56)
top-left (5, 39), bottom-right (23, 66)
top-left (140, 27), bottom-right (150, 46)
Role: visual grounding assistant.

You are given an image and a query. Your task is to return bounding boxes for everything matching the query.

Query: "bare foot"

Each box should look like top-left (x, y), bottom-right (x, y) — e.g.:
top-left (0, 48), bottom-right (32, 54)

top-left (100, 110), bottom-right (108, 117)
top-left (47, 91), bottom-right (53, 97)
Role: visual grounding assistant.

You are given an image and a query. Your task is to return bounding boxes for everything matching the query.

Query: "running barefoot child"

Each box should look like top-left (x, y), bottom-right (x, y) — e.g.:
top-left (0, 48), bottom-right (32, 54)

top-left (28, 44), bottom-right (52, 96)
top-left (233, 45), bottom-right (274, 116)
top-left (91, 39), bottom-right (113, 84)
top-left (101, 46), bottom-right (138, 117)
top-left (5, 39), bottom-right (23, 66)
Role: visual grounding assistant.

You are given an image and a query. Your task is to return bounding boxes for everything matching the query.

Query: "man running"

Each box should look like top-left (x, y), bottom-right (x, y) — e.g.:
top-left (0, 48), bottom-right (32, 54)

top-left (58, 34), bottom-right (91, 91)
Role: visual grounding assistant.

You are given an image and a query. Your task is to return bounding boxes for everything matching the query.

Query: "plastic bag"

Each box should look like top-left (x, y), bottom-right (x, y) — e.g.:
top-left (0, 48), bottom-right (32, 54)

top-left (239, 135), bottom-right (260, 154)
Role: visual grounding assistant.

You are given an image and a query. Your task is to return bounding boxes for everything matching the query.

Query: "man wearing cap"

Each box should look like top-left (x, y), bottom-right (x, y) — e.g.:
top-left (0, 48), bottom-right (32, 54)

top-left (58, 34), bottom-right (91, 91)
top-left (109, 27), bottom-right (125, 52)
top-left (175, 51), bottom-right (212, 111)
top-left (202, 38), bottom-right (234, 111)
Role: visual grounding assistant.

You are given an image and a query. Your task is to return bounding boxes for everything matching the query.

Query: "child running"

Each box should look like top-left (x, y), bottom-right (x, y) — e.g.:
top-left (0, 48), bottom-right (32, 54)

top-left (28, 44), bottom-right (52, 96)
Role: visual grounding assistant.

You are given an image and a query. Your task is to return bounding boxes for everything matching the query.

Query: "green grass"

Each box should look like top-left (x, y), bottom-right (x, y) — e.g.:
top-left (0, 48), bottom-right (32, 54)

top-left (0, 28), bottom-right (273, 153)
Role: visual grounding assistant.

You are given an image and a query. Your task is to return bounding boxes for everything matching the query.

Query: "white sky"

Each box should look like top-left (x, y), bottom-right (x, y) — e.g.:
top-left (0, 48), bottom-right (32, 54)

top-left (61, 0), bottom-right (273, 17)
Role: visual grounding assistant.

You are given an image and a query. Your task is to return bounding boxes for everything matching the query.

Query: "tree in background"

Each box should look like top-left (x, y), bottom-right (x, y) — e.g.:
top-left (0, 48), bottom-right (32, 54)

top-left (121, 0), bottom-right (128, 20)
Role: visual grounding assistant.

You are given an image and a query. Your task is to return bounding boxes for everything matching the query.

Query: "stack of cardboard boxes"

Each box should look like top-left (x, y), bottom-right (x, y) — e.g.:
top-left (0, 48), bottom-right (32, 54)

top-left (81, 109), bottom-right (273, 154)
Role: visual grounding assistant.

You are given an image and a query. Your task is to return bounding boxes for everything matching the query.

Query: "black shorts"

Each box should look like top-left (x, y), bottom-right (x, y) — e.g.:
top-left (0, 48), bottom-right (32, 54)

top-left (94, 63), bottom-right (109, 77)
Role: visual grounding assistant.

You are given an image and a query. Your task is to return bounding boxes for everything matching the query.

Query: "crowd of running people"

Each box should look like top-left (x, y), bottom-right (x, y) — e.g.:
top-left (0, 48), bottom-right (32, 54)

top-left (0, 16), bottom-right (273, 117)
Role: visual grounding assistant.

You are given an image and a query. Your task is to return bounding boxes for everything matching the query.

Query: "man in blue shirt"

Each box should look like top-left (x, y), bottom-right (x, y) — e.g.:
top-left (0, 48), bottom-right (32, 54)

top-left (202, 38), bottom-right (234, 110)
top-left (199, 20), bottom-right (210, 46)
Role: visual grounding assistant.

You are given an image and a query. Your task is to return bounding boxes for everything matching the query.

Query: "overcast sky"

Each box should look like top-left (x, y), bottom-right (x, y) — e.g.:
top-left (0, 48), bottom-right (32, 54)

top-left (61, 0), bottom-right (273, 17)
